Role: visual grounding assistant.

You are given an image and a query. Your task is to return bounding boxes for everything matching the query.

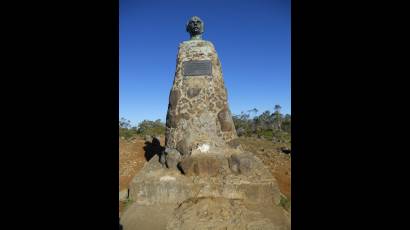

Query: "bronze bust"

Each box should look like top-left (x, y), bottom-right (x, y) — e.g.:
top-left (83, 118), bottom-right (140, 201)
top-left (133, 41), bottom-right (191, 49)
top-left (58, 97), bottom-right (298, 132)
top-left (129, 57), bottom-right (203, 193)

top-left (186, 16), bottom-right (204, 40)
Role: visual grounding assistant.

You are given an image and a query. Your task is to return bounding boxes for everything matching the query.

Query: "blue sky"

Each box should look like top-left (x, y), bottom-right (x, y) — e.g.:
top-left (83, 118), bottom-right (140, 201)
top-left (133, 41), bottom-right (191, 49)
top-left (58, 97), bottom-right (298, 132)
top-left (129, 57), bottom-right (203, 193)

top-left (120, 0), bottom-right (290, 126)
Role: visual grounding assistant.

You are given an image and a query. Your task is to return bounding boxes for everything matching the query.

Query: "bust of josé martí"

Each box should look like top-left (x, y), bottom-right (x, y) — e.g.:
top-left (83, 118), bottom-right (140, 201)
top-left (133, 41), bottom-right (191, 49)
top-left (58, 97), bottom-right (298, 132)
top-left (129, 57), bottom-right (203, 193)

top-left (186, 16), bottom-right (204, 40)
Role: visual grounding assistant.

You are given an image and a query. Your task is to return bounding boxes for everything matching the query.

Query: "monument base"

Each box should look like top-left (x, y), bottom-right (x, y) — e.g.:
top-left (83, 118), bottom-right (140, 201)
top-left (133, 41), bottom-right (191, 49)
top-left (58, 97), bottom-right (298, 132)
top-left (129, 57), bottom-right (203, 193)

top-left (121, 150), bottom-right (290, 230)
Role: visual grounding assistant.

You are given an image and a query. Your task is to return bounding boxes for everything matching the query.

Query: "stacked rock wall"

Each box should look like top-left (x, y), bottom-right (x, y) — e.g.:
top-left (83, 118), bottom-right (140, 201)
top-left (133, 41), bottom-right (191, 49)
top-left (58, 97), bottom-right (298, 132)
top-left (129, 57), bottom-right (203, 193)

top-left (165, 40), bottom-right (237, 156)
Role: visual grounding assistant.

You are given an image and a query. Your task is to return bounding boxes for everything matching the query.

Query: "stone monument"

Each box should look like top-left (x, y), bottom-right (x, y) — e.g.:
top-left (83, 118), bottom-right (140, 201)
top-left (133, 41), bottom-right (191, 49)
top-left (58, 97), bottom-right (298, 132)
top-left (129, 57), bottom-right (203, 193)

top-left (120, 16), bottom-right (290, 230)
top-left (164, 16), bottom-right (237, 158)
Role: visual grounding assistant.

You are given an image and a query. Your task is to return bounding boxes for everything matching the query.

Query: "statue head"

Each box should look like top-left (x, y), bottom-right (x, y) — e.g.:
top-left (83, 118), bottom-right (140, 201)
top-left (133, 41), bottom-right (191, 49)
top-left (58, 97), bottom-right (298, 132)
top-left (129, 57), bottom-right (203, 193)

top-left (186, 16), bottom-right (204, 40)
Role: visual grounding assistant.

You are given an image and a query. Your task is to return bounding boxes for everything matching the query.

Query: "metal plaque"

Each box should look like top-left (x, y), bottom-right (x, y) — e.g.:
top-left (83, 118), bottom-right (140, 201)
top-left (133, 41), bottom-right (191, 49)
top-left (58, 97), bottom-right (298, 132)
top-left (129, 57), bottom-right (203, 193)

top-left (183, 60), bottom-right (212, 76)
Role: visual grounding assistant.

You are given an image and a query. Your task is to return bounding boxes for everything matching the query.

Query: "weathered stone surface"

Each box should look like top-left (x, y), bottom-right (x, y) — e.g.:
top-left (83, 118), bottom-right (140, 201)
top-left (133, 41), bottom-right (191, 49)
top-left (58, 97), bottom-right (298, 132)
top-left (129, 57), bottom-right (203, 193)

top-left (165, 148), bottom-right (182, 169)
top-left (176, 138), bottom-right (191, 156)
top-left (228, 152), bottom-right (254, 175)
top-left (128, 156), bottom-right (193, 205)
top-left (121, 203), bottom-right (178, 230)
top-left (169, 89), bottom-right (181, 110)
top-left (186, 87), bottom-right (201, 98)
top-left (166, 197), bottom-right (289, 230)
top-left (165, 39), bottom-right (237, 152)
top-left (178, 155), bottom-right (226, 177)
top-left (218, 107), bottom-right (234, 131)
top-left (227, 138), bottom-right (243, 151)
top-left (124, 153), bottom-right (288, 230)
top-left (159, 151), bottom-right (167, 166)
top-left (127, 154), bottom-right (281, 206)
top-left (121, 198), bottom-right (290, 230)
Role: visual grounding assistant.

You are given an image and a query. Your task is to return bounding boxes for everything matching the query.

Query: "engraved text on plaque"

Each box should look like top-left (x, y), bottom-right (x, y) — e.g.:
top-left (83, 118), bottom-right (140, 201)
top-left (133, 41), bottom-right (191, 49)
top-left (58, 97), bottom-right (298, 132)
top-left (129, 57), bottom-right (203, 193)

top-left (183, 60), bottom-right (212, 76)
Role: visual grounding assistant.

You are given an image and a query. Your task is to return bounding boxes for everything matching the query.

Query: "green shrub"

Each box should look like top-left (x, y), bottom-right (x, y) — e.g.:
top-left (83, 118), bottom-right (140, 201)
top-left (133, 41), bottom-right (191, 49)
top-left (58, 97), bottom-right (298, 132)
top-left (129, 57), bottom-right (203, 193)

top-left (272, 130), bottom-right (291, 144)
top-left (279, 194), bottom-right (291, 211)
top-left (119, 117), bottom-right (165, 139)
top-left (119, 127), bottom-right (138, 140)
top-left (136, 119), bottom-right (165, 136)
top-left (257, 129), bottom-right (274, 139)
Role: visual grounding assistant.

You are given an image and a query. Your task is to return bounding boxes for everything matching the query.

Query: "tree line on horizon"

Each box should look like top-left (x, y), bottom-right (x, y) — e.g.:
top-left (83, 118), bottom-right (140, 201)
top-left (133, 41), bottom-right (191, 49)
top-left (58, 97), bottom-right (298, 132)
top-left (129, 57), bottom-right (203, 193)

top-left (119, 118), bottom-right (165, 139)
top-left (119, 104), bottom-right (290, 143)
top-left (232, 105), bottom-right (290, 143)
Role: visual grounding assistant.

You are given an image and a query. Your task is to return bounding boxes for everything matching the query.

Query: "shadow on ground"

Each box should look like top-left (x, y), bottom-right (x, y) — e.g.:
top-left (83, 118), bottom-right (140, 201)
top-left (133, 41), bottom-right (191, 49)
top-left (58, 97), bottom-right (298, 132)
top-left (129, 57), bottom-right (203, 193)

top-left (143, 137), bottom-right (165, 161)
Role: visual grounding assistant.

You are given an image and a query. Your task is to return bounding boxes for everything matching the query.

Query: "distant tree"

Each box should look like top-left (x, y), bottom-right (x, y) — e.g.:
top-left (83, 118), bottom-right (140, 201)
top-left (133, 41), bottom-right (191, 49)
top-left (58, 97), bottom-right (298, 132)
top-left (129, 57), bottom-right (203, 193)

top-left (137, 119), bottom-right (166, 136)
top-left (119, 117), bottom-right (131, 129)
top-left (255, 110), bottom-right (272, 131)
top-left (272, 105), bottom-right (283, 130)
top-left (232, 106), bottom-right (290, 142)
top-left (232, 111), bottom-right (253, 136)
top-left (247, 108), bottom-right (258, 118)
top-left (119, 117), bottom-right (137, 139)
top-left (282, 114), bottom-right (291, 133)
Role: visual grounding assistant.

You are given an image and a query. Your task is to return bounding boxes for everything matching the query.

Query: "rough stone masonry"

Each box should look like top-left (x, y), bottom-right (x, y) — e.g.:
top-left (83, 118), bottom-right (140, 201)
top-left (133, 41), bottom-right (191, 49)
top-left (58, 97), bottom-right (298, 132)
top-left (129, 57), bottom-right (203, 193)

top-left (164, 28), bottom-right (237, 157)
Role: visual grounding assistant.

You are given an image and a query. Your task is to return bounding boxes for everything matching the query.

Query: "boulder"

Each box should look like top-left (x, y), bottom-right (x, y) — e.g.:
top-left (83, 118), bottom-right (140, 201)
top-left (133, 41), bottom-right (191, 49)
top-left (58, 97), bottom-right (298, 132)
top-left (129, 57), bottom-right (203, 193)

top-left (228, 152), bottom-right (254, 175)
top-left (165, 148), bottom-right (182, 169)
top-left (159, 152), bottom-right (167, 166)
top-left (178, 155), bottom-right (225, 177)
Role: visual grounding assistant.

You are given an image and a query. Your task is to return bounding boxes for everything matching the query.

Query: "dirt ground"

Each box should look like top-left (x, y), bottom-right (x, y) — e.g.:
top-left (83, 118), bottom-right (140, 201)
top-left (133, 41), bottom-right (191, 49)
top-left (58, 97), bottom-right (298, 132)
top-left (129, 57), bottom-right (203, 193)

top-left (119, 135), bottom-right (290, 215)
top-left (119, 135), bottom-right (166, 190)
top-left (119, 135), bottom-right (165, 214)
top-left (235, 137), bottom-right (291, 200)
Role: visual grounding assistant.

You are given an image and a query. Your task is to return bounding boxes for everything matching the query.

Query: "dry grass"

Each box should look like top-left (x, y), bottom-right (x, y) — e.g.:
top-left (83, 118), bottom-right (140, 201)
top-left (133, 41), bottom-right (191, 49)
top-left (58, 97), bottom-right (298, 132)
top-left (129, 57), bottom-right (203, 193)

top-left (235, 137), bottom-right (291, 200)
